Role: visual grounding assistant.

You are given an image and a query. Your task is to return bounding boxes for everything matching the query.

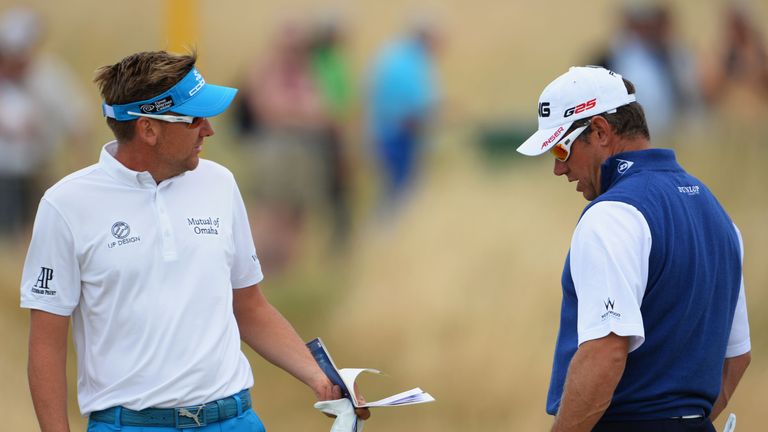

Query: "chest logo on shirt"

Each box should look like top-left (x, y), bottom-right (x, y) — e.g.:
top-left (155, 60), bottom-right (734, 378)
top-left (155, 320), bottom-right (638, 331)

top-left (677, 185), bottom-right (700, 196)
top-left (616, 159), bottom-right (634, 175)
top-left (601, 297), bottom-right (622, 321)
top-left (31, 266), bottom-right (56, 296)
top-left (107, 221), bottom-right (141, 248)
top-left (187, 217), bottom-right (220, 235)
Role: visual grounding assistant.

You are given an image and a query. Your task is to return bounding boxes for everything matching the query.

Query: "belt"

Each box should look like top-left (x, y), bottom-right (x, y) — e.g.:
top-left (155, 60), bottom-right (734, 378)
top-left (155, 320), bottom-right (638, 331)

top-left (89, 389), bottom-right (251, 429)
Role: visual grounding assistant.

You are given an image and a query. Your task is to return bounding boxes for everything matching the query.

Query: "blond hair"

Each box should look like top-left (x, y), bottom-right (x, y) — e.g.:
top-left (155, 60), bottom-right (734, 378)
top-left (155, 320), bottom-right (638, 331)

top-left (93, 50), bottom-right (197, 141)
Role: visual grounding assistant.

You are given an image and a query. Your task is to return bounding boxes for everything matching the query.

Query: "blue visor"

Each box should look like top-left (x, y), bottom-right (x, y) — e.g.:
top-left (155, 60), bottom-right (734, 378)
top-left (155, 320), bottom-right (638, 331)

top-left (102, 67), bottom-right (238, 121)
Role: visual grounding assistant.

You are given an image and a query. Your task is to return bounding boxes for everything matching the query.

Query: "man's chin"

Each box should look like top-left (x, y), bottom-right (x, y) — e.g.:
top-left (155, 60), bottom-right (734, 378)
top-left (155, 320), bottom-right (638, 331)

top-left (582, 190), bottom-right (597, 201)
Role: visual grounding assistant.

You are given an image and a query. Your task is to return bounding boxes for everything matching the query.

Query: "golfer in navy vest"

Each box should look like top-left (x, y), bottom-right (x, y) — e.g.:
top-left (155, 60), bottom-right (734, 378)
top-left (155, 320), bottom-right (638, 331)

top-left (517, 66), bottom-right (751, 432)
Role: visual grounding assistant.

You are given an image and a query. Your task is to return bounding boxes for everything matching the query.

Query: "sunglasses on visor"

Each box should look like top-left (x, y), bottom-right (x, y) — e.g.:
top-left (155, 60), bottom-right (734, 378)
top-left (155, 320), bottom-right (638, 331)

top-left (127, 111), bottom-right (205, 129)
top-left (550, 119), bottom-right (592, 162)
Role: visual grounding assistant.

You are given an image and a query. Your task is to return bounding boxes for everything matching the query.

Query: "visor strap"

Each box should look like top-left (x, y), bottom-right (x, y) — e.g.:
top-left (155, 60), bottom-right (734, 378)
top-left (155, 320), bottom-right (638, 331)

top-left (103, 103), bottom-right (116, 119)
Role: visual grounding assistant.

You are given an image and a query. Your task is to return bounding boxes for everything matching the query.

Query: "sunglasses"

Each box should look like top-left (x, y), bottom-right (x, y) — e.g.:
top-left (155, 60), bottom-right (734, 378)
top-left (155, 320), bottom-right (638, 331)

top-left (127, 111), bottom-right (205, 129)
top-left (550, 119), bottom-right (592, 162)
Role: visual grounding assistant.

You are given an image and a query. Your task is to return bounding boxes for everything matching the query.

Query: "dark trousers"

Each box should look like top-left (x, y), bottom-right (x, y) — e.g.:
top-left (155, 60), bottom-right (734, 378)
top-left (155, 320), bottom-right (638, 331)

top-left (593, 417), bottom-right (716, 432)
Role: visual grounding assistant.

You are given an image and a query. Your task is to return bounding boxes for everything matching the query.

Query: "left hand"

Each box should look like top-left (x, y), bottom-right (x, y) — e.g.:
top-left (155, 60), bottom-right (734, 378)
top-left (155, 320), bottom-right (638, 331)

top-left (312, 376), bottom-right (371, 420)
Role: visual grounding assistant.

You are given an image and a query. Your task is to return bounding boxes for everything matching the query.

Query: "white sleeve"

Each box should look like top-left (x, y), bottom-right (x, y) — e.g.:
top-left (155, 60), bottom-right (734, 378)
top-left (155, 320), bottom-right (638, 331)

top-left (229, 181), bottom-right (264, 289)
top-left (726, 225), bottom-right (750, 357)
top-left (571, 201), bottom-right (650, 352)
top-left (20, 198), bottom-right (81, 316)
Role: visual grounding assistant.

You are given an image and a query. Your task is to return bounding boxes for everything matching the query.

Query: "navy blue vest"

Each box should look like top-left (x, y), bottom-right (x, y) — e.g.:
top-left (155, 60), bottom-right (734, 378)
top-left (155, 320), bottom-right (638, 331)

top-left (547, 149), bottom-right (742, 420)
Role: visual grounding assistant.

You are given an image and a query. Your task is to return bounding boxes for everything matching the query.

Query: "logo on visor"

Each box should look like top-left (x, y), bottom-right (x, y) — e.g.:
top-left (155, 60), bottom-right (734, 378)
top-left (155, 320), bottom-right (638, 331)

top-left (139, 96), bottom-right (175, 114)
top-left (188, 70), bottom-right (205, 97)
top-left (617, 159), bottom-right (634, 175)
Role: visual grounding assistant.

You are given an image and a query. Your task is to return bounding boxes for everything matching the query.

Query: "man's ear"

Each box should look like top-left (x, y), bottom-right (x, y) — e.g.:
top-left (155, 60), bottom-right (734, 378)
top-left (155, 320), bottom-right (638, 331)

top-left (590, 115), bottom-right (613, 148)
top-left (134, 117), bottom-right (159, 146)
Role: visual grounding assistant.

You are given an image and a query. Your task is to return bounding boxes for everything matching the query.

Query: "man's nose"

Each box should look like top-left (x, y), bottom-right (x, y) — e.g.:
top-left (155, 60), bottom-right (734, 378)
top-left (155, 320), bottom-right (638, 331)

top-left (553, 158), bottom-right (568, 176)
top-left (200, 118), bottom-right (214, 137)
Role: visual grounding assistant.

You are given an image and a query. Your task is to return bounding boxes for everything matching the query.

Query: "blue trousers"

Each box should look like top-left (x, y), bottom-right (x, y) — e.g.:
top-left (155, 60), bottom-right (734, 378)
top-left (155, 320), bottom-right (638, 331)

top-left (87, 408), bottom-right (266, 432)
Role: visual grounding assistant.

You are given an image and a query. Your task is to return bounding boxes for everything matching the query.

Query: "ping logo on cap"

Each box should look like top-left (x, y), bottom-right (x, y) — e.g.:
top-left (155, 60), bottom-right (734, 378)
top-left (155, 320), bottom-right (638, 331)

top-left (538, 102), bottom-right (551, 118)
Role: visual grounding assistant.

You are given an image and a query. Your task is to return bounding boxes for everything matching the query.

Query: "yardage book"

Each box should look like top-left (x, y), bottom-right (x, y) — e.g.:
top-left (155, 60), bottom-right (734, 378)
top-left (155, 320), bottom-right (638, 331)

top-left (306, 337), bottom-right (435, 408)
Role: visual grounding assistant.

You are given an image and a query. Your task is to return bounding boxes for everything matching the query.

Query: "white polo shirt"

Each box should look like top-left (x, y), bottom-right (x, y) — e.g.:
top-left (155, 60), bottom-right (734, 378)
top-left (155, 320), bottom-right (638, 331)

top-left (571, 201), bottom-right (751, 357)
top-left (20, 141), bottom-right (264, 415)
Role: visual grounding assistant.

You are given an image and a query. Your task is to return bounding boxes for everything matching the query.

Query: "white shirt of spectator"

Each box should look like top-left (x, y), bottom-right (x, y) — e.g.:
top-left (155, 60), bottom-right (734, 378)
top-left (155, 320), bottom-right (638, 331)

top-left (20, 141), bottom-right (264, 415)
top-left (570, 201), bottom-right (750, 357)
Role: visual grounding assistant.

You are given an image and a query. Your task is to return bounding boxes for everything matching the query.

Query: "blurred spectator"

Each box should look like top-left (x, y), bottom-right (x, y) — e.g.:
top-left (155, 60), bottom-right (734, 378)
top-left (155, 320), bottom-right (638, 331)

top-left (0, 7), bottom-right (89, 240)
top-left (240, 22), bottom-right (330, 272)
top-left (599, 1), bottom-right (702, 140)
top-left (701, 1), bottom-right (768, 115)
top-left (309, 15), bottom-right (354, 248)
top-left (367, 18), bottom-right (440, 214)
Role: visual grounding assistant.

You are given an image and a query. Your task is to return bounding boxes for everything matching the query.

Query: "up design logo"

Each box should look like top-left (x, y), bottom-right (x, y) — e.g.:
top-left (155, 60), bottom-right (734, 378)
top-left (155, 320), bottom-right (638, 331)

top-left (111, 221), bottom-right (130, 239)
top-left (108, 221), bottom-right (141, 248)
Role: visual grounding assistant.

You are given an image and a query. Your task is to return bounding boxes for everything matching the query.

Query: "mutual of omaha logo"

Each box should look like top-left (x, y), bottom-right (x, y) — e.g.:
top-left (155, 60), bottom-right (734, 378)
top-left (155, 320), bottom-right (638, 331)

top-left (187, 216), bottom-right (220, 235)
top-left (616, 159), bottom-right (634, 175)
top-left (108, 221), bottom-right (141, 248)
top-left (31, 266), bottom-right (56, 296)
top-left (601, 297), bottom-right (621, 321)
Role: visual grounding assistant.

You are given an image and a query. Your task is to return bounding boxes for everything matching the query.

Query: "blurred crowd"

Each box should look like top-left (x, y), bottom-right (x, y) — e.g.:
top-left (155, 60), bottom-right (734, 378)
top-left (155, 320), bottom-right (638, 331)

top-left (0, 7), bottom-right (90, 244)
top-left (593, 0), bottom-right (768, 141)
top-left (1, 1), bottom-right (767, 274)
top-left (232, 14), bottom-right (441, 273)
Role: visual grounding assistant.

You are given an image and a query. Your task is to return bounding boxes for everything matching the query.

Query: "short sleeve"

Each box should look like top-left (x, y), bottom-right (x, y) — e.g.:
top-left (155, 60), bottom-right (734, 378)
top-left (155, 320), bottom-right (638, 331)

top-left (726, 225), bottom-right (750, 358)
top-left (229, 182), bottom-right (264, 289)
top-left (571, 201), bottom-right (651, 352)
top-left (20, 198), bottom-right (81, 316)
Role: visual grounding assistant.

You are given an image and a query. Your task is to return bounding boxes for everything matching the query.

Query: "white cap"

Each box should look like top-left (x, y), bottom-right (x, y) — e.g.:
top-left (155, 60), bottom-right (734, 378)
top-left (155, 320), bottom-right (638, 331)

top-left (516, 66), bottom-right (636, 156)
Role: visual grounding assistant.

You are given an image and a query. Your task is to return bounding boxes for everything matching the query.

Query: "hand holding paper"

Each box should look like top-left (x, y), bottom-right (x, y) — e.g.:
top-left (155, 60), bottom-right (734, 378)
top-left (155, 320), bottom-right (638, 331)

top-left (306, 338), bottom-right (436, 408)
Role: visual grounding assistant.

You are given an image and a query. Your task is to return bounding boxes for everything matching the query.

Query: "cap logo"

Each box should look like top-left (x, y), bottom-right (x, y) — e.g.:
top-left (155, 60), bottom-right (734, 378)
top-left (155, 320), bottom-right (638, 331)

top-left (564, 98), bottom-right (596, 118)
top-left (538, 102), bottom-right (551, 118)
top-left (139, 96), bottom-right (175, 114)
top-left (188, 69), bottom-right (205, 97)
top-left (541, 126), bottom-right (564, 149)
